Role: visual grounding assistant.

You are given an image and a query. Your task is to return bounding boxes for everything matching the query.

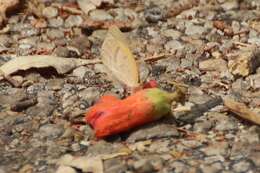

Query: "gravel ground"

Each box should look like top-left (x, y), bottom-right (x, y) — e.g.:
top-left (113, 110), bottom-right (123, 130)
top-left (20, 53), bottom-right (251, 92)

top-left (0, 0), bottom-right (260, 173)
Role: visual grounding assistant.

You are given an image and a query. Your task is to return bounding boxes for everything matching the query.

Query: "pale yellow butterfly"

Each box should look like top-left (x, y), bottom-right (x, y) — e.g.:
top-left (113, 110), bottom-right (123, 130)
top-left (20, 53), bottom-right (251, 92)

top-left (101, 25), bottom-right (140, 88)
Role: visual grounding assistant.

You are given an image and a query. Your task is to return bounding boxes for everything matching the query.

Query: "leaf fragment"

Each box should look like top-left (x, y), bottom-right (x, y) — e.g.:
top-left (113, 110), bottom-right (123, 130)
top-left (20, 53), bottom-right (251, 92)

top-left (0, 55), bottom-right (100, 80)
top-left (101, 26), bottom-right (139, 88)
top-left (224, 97), bottom-right (260, 125)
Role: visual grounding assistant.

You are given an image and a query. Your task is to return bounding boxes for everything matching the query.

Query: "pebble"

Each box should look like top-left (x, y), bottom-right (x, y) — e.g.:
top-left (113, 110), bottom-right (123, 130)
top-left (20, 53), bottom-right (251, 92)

top-left (170, 161), bottom-right (189, 173)
top-left (199, 58), bottom-right (228, 72)
top-left (144, 6), bottom-right (164, 23)
top-left (78, 87), bottom-right (100, 105)
top-left (231, 160), bottom-right (252, 173)
top-left (133, 159), bottom-right (155, 173)
top-left (56, 166), bottom-right (76, 173)
top-left (42, 7), bottom-right (58, 18)
top-left (185, 25), bottom-right (207, 35)
top-left (53, 46), bottom-right (70, 57)
top-left (46, 29), bottom-right (65, 40)
top-left (162, 29), bottom-right (182, 40)
top-left (164, 40), bottom-right (184, 52)
top-left (39, 124), bottom-right (64, 139)
top-left (89, 10), bottom-right (113, 21)
top-left (221, 0), bottom-right (239, 11)
top-left (64, 15), bottom-right (83, 28)
top-left (201, 141), bottom-right (229, 156)
top-left (72, 66), bottom-right (89, 79)
top-left (48, 17), bottom-right (64, 28)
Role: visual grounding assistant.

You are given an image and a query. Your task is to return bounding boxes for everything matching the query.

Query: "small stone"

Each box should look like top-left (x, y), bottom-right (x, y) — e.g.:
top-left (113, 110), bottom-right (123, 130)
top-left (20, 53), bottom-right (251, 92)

top-left (89, 10), bottom-right (113, 21)
top-left (248, 37), bottom-right (260, 45)
top-left (42, 7), bottom-right (58, 18)
top-left (199, 58), bottom-right (228, 72)
top-left (56, 166), bottom-right (76, 173)
top-left (69, 36), bottom-right (91, 54)
top-left (127, 123), bottom-right (179, 142)
top-left (39, 124), bottom-right (64, 139)
top-left (237, 126), bottom-right (260, 144)
top-left (133, 159), bottom-right (155, 173)
top-left (53, 46), bottom-right (70, 57)
top-left (46, 79), bottom-right (64, 90)
top-left (21, 28), bottom-right (40, 37)
top-left (162, 29), bottom-right (182, 40)
top-left (221, 0), bottom-right (239, 11)
top-left (171, 161), bottom-right (189, 173)
top-left (249, 74), bottom-right (260, 90)
top-left (144, 6), bottom-right (164, 23)
top-left (0, 35), bottom-right (13, 47)
top-left (228, 49), bottom-right (260, 77)
top-left (164, 40), bottom-right (184, 52)
top-left (72, 66), bottom-right (89, 79)
top-left (201, 141), bottom-right (229, 156)
top-left (48, 17), bottom-right (64, 28)
top-left (78, 87), bottom-right (100, 105)
top-left (185, 24), bottom-right (207, 35)
top-left (47, 29), bottom-right (65, 40)
top-left (37, 42), bottom-right (55, 51)
top-left (65, 15), bottom-right (83, 28)
top-left (200, 164), bottom-right (221, 173)
top-left (231, 160), bottom-right (252, 173)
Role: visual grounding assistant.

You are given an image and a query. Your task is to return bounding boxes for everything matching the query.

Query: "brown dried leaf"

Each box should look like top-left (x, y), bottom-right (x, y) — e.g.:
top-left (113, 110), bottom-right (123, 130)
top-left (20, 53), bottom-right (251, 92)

top-left (101, 26), bottom-right (139, 88)
top-left (224, 97), bottom-right (260, 125)
top-left (0, 55), bottom-right (100, 80)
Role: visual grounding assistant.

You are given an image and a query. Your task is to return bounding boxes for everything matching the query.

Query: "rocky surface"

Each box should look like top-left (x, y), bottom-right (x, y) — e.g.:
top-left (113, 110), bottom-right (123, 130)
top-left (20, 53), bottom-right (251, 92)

top-left (0, 0), bottom-right (260, 173)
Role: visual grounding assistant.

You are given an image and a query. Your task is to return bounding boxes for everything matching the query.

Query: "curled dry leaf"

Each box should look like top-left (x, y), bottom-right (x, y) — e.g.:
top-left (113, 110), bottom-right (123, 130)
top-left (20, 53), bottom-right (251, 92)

top-left (224, 97), bottom-right (260, 125)
top-left (101, 25), bottom-right (139, 88)
top-left (0, 55), bottom-right (100, 80)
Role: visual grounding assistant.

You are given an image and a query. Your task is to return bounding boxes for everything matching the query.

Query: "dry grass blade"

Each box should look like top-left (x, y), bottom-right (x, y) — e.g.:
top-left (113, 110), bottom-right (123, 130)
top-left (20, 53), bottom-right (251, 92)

top-left (224, 97), bottom-right (260, 125)
top-left (0, 55), bottom-right (100, 80)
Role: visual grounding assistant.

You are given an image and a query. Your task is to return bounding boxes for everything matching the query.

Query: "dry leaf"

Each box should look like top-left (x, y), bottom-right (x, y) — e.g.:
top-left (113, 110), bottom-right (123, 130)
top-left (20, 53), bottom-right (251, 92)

top-left (58, 154), bottom-right (103, 173)
top-left (101, 26), bottom-right (139, 88)
top-left (0, 55), bottom-right (100, 80)
top-left (57, 152), bottom-right (129, 173)
top-left (224, 97), bottom-right (260, 125)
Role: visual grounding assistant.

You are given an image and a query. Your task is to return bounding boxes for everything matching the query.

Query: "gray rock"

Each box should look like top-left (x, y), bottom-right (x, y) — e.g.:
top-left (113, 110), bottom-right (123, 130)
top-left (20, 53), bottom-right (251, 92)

top-left (185, 25), bottom-right (207, 35)
top-left (104, 158), bottom-right (127, 173)
top-left (162, 29), bottom-right (182, 40)
top-left (21, 28), bottom-right (40, 37)
top-left (0, 35), bottom-right (13, 47)
top-left (231, 160), bottom-right (252, 173)
top-left (208, 112), bottom-right (238, 131)
top-left (133, 159), bottom-right (155, 173)
top-left (193, 120), bottom-right (213, 133)
top-left (199, 58), bottom-right (228, 72)
top-left (170, 161), bottom-right (189, 173)
top-left (237, 126), bottom-right (260, 144)
top-left (42, 7), bottom-right (58, 18)
top-left (127, 123), bottom-right (179, 142)
top-left (90, 10), bottom-right (113, 21)
top-left (144, 6), bottom-right (164, 23)
top-left (248, 37), bottom-right (260, 45)
top-left (72, 66), bottom-right (89, 79)
top-left (39, 124), bottom-right (64, 139)
top-left (78, 87), bottom-right (100, 105)
top-left (164, 40), bottom-right (184, 52)
top-left (47, 29), bottom-right (65, 40)
top-left (221, 1), bottom-right (239, 11)
top-left (201, 141), bottom-right (229, 156)
top-left (48, 17), bottom-right (64, 28)
top-left (200, 164), bottom-right (221, 173)
top-left (64, 15), bottom-right (83, 28)
top-left (53, 46), bottom-right (70, 57)
top-left (46, 79), bottom-right (64, 91)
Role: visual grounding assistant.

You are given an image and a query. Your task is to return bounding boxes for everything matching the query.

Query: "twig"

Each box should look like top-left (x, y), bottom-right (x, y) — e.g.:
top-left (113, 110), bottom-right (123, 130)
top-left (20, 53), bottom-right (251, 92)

top-left (143, 52), bottom-right (175, 62)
